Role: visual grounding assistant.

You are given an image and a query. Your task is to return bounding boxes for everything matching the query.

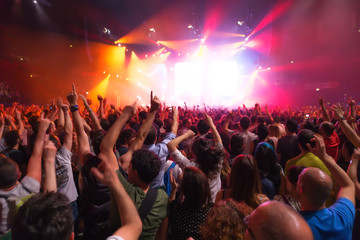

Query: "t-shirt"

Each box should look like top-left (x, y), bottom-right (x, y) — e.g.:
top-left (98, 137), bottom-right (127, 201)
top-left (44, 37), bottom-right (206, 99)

top-left (55, 147), bottom-right (78, 203)
top-left (285, 152), bottom-right (331, 177)
top-left (110, 170), bottom-right (169, 240)
top-left (276, 135), bottom-right (301, 169)
top-left (143, 132), bottom-right (176, 188)
top-left (239, 131), bottom-right (258, 155)
top-left (324, 131), bottom-right (340, 161)
top-left (169, 201), bottom-right (214, 240)
top-left (301, 198), bottom-right (355, 240)
top-left (0, 176), bottom-right (40, 233)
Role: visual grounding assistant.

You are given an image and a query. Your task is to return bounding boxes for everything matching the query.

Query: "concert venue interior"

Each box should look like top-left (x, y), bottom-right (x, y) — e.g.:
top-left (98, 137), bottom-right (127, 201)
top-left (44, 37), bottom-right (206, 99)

top-left (1, 0), bottom-right (360, 107)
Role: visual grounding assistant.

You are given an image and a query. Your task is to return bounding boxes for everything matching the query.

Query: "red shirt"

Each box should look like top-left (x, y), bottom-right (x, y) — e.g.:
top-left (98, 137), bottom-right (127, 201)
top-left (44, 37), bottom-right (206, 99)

top-left (324, 131), bottom-right (340, 161)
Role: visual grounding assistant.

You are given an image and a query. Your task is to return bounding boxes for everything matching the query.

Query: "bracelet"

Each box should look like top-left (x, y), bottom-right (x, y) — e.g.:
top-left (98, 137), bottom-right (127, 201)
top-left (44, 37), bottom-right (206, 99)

top-left (339, 116), bottom-right (346, 121)
top-left (70, 105), bottom-right (79, 112)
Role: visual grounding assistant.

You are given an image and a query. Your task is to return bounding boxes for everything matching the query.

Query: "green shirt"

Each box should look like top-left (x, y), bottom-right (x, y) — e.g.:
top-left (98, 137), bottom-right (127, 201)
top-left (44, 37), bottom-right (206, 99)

top-left (109, 170), bottom-right (169, 240)
top-left (285, 152), bottom-right (331, 177)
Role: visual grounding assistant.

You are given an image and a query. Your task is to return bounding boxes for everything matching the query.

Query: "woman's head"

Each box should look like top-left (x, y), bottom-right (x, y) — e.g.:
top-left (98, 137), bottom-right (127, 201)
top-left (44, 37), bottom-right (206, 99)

top-left (229, 155), bottom-right (262, 208)
top-left (254, 142), bottom-right (278, 178)
top-left (192, 138), bottom-right (225, 176)
top-left (180, 167), bottom-right (212, 210)
top-left (286, 165), bottom-right (305, 195)
top-left (201, 199), bottom-right (253, 240)
top-left (268, 124), bottom-right (281, 139)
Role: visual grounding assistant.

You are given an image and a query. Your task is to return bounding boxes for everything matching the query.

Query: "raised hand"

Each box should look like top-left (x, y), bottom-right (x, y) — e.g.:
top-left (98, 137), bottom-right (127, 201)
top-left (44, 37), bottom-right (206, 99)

top-left (347, 97), bottom-right (356, 108)
top-left (306, 134), bottom-right (327, 160)
top-left (203, 113), bottom-right (214, 126)
top-left (318, 96), bottom-right (324, 106)
top-left (61, 104), bottom-right (69, 113)
top-left (91, 154), bottom-right (119, 188)
top-left (67, 84), bottom-right (78, 106)
top-left (15, 108), bottom-right (21, 119)
top-left (38, 118), bottom-right (51, 131)
top-left (331, 103), bottom-right (344, 119)
top-left (97, 95), bottom-right (103, 101)
top-left (43, 137), bottom-right (58, 162)
top-left (78, 94), bottom-right (88, 106)
top-left (150, 91), bottom-right (160, 112)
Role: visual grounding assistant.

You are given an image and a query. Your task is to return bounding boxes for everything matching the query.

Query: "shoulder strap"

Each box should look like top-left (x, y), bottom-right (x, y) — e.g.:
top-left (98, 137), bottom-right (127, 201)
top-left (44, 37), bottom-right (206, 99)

top-left (167, 162), bottom-right (176, 174)
top-left (138, 188), bottom-right (158, 221)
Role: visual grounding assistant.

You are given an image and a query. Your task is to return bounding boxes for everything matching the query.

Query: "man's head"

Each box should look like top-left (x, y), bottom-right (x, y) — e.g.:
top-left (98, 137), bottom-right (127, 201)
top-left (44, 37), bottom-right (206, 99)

top-left (297, 129), bottom-right (316, 152)
top-left (197, 119), bottom-right (210, 135)
top-left (12, 192), bottom-right (74, 240)
top-left (0, 155), bottom-right (20, 189)
top-left (183, 118), bottom-right (192, 129)
top-left (143, 125), bottom-right (157, 145)
top-left (240, 116), bottom-right (251, 131)
top-left (297, 167), bottom-right (332, 210)
top-left (286, 119), bottom-right (298, 134)
top-left (230, 133), bottom-right (244, 156)
top-left (244, 201), bottom-right (313, 240)
top-left (4, 130), bottom-right (21, 149)
top-left (319, 121), bottom-right (335, 138)
top-left (128, 149), bottom-right (161, 185)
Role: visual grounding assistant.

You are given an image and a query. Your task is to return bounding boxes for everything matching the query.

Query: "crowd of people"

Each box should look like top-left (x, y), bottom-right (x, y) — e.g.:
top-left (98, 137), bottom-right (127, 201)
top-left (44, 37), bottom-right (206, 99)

top-left (0, 84), bottom-right (359, 240)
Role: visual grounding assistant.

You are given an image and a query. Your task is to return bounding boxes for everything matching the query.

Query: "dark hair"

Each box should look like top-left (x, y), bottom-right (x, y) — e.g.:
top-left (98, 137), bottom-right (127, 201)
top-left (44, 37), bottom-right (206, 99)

top-left (100, 118), bottom-right (111, 131)
top-left (297, 129), bottom-right (315, 150)
top-left (254, 142), bottom-right (279, 178)
top-left (286, 119), bottom-right (298, 133)
top-left (154, 118), bottom-right (164, 129)
top-left (190, 125), bottom-right (198, 135)
top-left (107, 113), bottom-right (118, 126)
top-left (286, 165), bottom-right (305, 185)
top-left (12, 192), bottom-right (73, 240)
top-left (256, 123), bottom-right (268, 142)
top-left (0, 155), bottom-right (19, 188)
top-left (139, 111), bottom-right (147, 120)
top-left (180, 167), bottom-right (212, 210)
top-left (320, 121), bottom-right (335, 136)
top-left (144, 125), bottom-right (157, 145)
top-left (90, 129), bottom-right (106, 155)
top-left (229, 155), bottom-right (262, 208)
top-left (240, 117), bottom-right (250, 130)
top-left (302, 120), bottom-right (316, 133)
top-left (4, 130), bottom-right (20, 149)
top-left (230, 133), bottom-right (244, 156)
top-left (131, 149), bottom-right (161, 184)
top-left (119, 128), bottom-right (136, 145)
top-left (197, 120), bottom-right (210, 135)
top-left (192, 138), bottom-right (224, 176)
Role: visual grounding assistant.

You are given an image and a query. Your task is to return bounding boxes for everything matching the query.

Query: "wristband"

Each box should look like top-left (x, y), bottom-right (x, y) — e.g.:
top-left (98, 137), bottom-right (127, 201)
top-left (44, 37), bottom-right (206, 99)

top-left (70, 105), bottom-right (79, 112)
top-left (339, 116), bottom-right (346, 121)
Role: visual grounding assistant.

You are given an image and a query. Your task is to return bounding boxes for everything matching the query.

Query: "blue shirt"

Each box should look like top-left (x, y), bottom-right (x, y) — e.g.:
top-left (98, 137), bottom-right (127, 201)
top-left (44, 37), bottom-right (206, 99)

top-left (143, 132), bottom-right (176, 188)
top-left (301, 198), bottom-right (355, 240)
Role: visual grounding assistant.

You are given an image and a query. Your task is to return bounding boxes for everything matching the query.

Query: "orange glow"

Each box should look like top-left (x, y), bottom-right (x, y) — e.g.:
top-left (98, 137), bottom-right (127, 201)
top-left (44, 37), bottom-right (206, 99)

top-left (88, 74), bottom-right (110, 102)
top-left (157, 39), bottom-right (198, 52)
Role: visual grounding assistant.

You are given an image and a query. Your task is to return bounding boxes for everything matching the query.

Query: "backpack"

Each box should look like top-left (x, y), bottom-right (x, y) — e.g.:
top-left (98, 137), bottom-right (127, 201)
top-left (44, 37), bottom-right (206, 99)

top-left (164, 161), bottom-right (176, 196)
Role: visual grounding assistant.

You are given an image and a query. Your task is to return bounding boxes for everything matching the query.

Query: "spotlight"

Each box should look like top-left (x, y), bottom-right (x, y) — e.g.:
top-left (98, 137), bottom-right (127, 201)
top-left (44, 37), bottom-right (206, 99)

top-left (186, 53), bottom-right (190, 56)
top-left (145, 54), bottom-right (148, 58)
top-left (258, 66), bottom-right (262, 70)
top-left (20, 58), bottom-right (23, 61)
top-left (103, 71), bottom-right (106, 74)
top-left (33, 0), bottom-right (37, 3)
top-left (267, 67), bottom-right (271, 70)
top-left (117, 43), bottom-right (121, 47)
top-left (149, 28), bottom-right (155, 32)
top-left (237, 21), bottom-right (244, 26)
top-left (116, 74), bottom-right (119, 78)
top-left (152, 54), bottom-right (155, 57)
top-left (178, 53), bottom-right (181, 56)
top-left (69, 45), bottom-right (72, 48)
top-left (85, 92), bottom-right (89, 95)
top-left (103, 27), bottom-right (110, 34)
top-left (290, 60), bottom-right (294, 64)
top-left (200, 38), bottom-right (205, 43)
top-left (188, 24), bottom-right (194, 29)
top-left (245, 37), bottom-right (249, 41)
top-left (316, 88), bottom-right (320, 91)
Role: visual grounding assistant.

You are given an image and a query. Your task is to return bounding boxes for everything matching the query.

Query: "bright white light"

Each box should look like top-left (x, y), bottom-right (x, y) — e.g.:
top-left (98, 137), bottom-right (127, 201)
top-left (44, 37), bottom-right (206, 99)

top-left (116, 74), bottom-right (119, 78)
top-left (33, 0), bottom-right (37, 3)
top-left (237, 21), bottom-right (244, 26)
top-left (201, 38), bottom-right (205, 43)
top-left (290, 60), bottom-right (294, 64)
top-left (186, 53), bottom-right (190, 56)
top-left (175, 62), bottom-right (203, 98)
top-left (267, 67), bottom-right (271, 70)
top-left (85, 92), bottom-right (89, 95)
top-left (178, 53), bottom-right (181, 56)
top-left (152, 54), bottom-right (155, 57)
top-left (103, 71), bottom-right (106, 74)
top-left (136, 96), bottom-right (141, 101)
top-left (208, 61), bottom-right (239, 98)
top-left (258, 66), bottom-right (262, 70)
top-left (149, 28), bottom-right (155, 32)
top-left (188, 24), bottom-right (193, 29)
top-left (145, 54), bottom-right (148, 58)
top-left (117, 43), bottom-right (121, 47)
top-left (316, 88), bottom-right (320, 91)
top-left (245, 37), bottom-right (249, 41)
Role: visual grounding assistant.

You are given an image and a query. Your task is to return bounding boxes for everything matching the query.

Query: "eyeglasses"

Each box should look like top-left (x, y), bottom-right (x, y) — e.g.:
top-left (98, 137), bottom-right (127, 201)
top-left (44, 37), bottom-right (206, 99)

top-left (243, 215), bottom-right (256, 239)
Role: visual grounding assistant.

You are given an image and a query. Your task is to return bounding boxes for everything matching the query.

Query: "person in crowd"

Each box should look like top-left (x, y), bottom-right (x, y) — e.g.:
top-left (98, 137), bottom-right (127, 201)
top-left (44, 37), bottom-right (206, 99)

top-left (254, 142), bottom-right (282, 199)
top-left (298, 135), bottom-right (355, 239)
top-left (276, 118), bottom-right (301, 169)
top-left (274, 165), bottom-right (304, 211)
top-left (244, 201), bottom-right (314, 240)
top-left (168, 167), bottom-right (213, 240)
top-left (215, 154), bottom-right (269, 208)
top-left (201, 199), bottom-right (253, 240)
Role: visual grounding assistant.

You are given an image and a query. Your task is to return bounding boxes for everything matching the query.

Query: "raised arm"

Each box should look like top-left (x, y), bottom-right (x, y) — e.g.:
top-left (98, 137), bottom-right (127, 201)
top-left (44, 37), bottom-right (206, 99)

top-left (14, 108), bottom-right (24, 136)
top-left (119, 91), bottom-right (160, 171)
top-left (332, 104), bottom-right (360, 148)
top-left (42, 138), bottom-right (58, 192)
top-left (307, 135), bottom-right (355, 205)
top-left (97, 95), bottom-right (105, 119)
top-left (56, 98), bottom-right (65, 131)
top-left (61, 105), bottom-right (73, 151)
top-left (347, 98), bottom-right (357, 121)
top-left (204, 113), bottom-right (222, 144)
top-left (222, 112), bottom-right (234, 137)
top-left (167, 130), bottom-right (195, 153)
top-left (171, 107), bottom-right (179, 135)
top-left (347, 149), bottom-right (360, 200)
top-left (91, 154), bottom-right (142, 240)
top-left (27, 119), bottom-right (50, 183)
top-left (67, 84), bottom-right (91, 164)
top-left (79, 94), bottom-right (102, 131)
top-left (265, 105), bottom-right (274, 123)
top-left (0, 113), bottom-right (4, 141)
top-left (319, 97), bottom-right (330, 122)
